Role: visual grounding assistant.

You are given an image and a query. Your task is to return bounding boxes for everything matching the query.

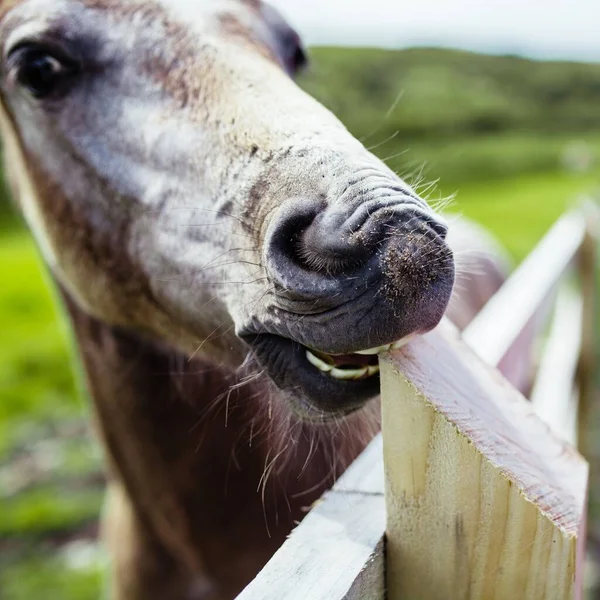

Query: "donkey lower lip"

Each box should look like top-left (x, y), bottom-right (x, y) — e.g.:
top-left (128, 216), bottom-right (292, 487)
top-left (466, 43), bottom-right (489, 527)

top-left (241, 333), bottom-right (382, 417)
top-left (240, 331), bottom-right (416, 417)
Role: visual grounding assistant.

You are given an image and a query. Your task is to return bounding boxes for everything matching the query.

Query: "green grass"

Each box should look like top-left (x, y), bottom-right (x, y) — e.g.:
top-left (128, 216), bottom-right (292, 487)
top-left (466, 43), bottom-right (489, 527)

top-left (0, 550), bottom-right (105, 600)
top-left (0, 232), bottom-right (104, 600)
top-left (1, 486), bottom-right (102, 537)
top-left (0, 233), bottom-right (82, 458)
top-left (394, 132), bottom-right (600, 187)
top-left (445, 170), bottom-right (600, 260)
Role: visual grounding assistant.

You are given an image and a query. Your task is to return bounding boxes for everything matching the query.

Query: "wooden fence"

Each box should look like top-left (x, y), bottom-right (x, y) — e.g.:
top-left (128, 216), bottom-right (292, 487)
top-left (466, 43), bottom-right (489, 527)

top-left (237, 203), bottom-right (600, 600)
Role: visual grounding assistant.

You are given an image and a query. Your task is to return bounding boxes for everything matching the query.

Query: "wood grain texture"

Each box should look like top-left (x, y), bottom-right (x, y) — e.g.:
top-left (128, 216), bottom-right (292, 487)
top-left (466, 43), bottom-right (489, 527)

top-left (334, 433), bottom-right (384, 495)
top-left (381, 321), bottom-right (588, 600)
top-left (235, 435), bottom-right (386, 600)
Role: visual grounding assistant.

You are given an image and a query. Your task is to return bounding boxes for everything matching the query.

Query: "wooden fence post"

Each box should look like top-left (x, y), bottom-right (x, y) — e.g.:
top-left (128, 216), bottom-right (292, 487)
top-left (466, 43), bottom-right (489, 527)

top-left (381, 322), bottom-right (588, 600)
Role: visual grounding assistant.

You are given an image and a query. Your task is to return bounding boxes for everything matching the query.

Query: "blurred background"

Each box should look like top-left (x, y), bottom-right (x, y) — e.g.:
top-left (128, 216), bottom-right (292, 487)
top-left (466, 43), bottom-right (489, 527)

top-left (0, 0), bottom-right (598, 598)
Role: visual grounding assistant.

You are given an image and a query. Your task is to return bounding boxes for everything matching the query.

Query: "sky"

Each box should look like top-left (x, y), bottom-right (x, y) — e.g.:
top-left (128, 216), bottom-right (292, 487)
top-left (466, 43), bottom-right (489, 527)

top-left (271, 0), bottom-right (598, 63)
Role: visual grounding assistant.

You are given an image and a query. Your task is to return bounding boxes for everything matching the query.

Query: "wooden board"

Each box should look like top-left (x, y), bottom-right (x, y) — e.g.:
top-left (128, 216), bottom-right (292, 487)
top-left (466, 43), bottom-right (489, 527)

top-left (381, 321), bottom-right (589, 600)
top-left (530, 283), bottom-right (582, 445)
top-left (463, 211), bottom-right (586, 376)
top-left (235, 435), bottom-right (386, 600)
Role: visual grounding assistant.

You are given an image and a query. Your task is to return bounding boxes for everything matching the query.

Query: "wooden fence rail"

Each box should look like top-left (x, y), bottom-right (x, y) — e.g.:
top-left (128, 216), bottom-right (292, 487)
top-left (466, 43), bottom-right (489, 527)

top-left (237, 203), bottom-right (599, 600)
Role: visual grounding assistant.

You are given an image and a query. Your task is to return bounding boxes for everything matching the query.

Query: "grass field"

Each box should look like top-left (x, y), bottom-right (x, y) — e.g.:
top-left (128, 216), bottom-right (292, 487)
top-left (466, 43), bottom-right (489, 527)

top-left (1, 45), bottom-right (599, 598)
top-left (0, 233), bottom-right (105, 600)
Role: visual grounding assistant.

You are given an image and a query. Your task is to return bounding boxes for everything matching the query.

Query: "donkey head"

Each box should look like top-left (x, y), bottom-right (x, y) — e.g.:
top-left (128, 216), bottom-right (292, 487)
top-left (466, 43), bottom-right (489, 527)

top-left (0, 0), bottom-right (454, 419)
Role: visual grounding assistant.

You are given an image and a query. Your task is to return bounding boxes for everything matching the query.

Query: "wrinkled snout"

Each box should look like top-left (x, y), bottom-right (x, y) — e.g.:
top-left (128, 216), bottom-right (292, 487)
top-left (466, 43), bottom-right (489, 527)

top-left (264, 195), bottom-right (454, 353)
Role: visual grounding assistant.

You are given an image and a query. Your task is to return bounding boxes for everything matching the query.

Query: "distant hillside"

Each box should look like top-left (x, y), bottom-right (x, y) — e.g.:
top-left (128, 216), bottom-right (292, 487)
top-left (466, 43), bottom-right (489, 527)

top-left (299, 47), bottom-right (600, 140)
top-left (298, 47), bottom-right (600, 186)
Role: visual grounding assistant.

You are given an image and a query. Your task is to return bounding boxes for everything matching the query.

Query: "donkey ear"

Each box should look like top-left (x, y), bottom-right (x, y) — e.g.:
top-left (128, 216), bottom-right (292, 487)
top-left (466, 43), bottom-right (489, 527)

top-left (258, 3), bottom-right (308, 77)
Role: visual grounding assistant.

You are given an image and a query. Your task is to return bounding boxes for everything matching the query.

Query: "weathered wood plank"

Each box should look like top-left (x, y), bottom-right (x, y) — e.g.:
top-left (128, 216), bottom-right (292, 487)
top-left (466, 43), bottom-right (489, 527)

top-left (381, 321), bottom-right (588, 600)
top-left (463, 211), bottom-right (586, 372)
top-left (235, 435), bottom-right (386, 600)
top-left (235, 492), bottom-right (385, 600)
top-left (530, 283), bottom-right (582, 445)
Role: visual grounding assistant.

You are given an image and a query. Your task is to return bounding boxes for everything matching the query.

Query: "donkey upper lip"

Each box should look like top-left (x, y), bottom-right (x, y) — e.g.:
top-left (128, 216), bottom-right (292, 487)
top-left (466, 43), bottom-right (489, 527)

top-left (307, 333), bottom-right (414, 357)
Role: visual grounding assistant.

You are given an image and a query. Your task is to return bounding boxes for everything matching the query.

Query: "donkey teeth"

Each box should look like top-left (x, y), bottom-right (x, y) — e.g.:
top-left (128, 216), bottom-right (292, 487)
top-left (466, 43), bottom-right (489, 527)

top-left (355, 335), bottom-right (414, 355)
top-left (306, 350), bottom-right (333, 373)
top-left (330, 366), bottom-right (369, 380)
top-left (305, 351), bottom-right (378, 380)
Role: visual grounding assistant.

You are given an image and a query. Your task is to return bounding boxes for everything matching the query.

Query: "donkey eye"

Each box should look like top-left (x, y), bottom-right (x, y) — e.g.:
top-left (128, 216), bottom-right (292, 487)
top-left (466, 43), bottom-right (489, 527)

top-left (9, 45), bottom-right (80, 99)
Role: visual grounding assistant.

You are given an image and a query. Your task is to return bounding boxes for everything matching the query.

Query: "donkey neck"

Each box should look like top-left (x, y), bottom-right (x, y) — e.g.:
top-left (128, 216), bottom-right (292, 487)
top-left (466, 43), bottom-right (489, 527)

top-left (59, 286), bottom-right (379, 596)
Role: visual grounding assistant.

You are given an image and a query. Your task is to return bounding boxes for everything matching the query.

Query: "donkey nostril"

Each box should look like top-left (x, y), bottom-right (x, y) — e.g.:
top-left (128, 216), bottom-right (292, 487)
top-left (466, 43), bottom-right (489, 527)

top-left (266, 198), bottom-right (374, 280)
top-left (263, 197), bottom-right (378, 305)
top-left (300, 212), bottom-right (373, 274)
top-left (266, 198), bottom-right (450, 283)
top-left (264, 198), bottom-right (352, 301)
top-left (265, 199), bottom-right (353, 278)
top-left (264, 196), bottom-right (454, 317)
